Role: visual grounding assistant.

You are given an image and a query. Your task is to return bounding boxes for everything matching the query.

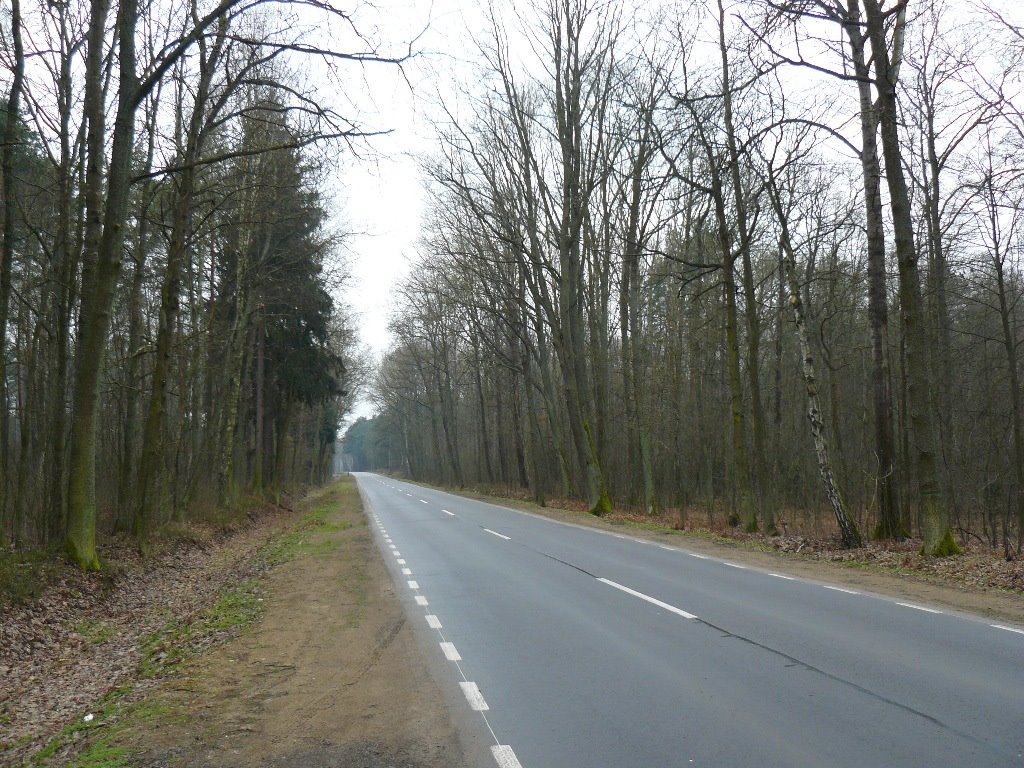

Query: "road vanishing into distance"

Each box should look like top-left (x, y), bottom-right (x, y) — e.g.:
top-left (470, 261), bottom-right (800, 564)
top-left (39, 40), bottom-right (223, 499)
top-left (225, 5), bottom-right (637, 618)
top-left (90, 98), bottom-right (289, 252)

top-left (352, 473), bottom-right (1024, 768)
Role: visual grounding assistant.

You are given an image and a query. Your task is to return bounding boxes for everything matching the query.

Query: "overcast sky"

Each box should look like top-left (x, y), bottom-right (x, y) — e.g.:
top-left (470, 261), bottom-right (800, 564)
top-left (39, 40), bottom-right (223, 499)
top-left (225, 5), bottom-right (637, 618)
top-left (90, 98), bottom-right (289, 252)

top-left (332, 0), bottom-right (481, 335)
top-left (322, 0), bottom-right (484, 419)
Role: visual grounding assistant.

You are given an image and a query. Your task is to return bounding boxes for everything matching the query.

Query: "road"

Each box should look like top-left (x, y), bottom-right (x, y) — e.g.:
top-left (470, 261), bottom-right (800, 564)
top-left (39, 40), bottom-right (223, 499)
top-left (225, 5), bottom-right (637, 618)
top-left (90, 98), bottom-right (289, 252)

top-left (352, 472), bottom-right (1024, 768)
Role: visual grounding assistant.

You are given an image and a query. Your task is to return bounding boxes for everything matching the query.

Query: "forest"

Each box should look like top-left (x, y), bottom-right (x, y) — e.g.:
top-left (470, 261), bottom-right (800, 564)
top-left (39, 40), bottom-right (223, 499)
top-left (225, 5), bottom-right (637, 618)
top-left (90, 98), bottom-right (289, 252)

top-left (352, 0), bottom-right (1024, 556)
top-left (0, 0), bottom-right (395, 567)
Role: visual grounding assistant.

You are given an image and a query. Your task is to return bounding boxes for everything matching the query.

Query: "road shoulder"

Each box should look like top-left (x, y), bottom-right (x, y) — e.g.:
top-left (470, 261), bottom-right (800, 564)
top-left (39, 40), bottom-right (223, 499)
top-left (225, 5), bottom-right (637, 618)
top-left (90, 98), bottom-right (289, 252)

top-left (93, 477), bottom-right (465, 768)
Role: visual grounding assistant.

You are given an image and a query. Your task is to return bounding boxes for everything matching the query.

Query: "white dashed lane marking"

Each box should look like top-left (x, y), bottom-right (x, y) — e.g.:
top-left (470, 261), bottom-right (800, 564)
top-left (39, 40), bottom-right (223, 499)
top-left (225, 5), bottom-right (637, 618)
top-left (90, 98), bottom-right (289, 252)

top-left (598, 577), bottom-right (698, 620)
top-left (407, 580), bottom-right (419, 590)
top-left (415, 595), bottom-right (429, 606)
top-left (484, 528), bottom-right (511, 541)
top-left (992, 624), bottom-right (1024, 635)
top-left (442, 509), bottom-right (455, 516)
top-left (459, 682), bottom-right (489, 711)
top-left (897, 602), bottom-right (943, 614)
top-left (402, 568), bottom-right (412, 576)
top-left (823, 585), bottom-right (859, 595)
top-left (491, 745), bottom-right (524, 768)
top-left (770, 573), bottom-right (796, 581)
top-left (426, 615), bottom-right (442, 629)
top-left (440, 642), bottom-right (462, 661)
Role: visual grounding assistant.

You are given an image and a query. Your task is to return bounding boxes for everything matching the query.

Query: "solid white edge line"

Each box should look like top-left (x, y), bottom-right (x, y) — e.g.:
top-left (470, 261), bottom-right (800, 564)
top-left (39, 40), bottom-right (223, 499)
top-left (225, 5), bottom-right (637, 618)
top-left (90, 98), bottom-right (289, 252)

top-left (992, 624), bottom-right (1024, 635)
top-left (440, 641), bottom-right (462, 661)
top-left (407, 580), bottom-right (419, 590)
top-left (415, 595), bottom-right (429, 606)
top-left (491, 745), bottom-right (524, 768)
top-left (896, 602), bottom-right (943, 614)
top-left (484, 528), bottom-right (511, 541)
top-left (426, 614), bottom-right (442, 629)
top-left (597, 577), bottom-right (698, 620)
top-left (459, 682), bottom-right (489, 711)
top-left (823, 585), bottom-right (859, 594)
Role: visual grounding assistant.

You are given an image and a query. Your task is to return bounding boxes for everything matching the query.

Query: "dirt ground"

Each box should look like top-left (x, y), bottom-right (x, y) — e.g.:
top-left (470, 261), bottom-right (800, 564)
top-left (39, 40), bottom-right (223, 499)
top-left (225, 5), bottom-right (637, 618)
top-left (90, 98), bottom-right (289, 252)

top-left (122, 479), bottom-right (465, 768)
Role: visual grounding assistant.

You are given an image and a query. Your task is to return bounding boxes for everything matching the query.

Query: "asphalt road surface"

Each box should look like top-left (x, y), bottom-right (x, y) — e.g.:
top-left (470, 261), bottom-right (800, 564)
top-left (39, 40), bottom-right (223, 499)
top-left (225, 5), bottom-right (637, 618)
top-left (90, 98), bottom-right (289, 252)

top-left (353, 472), bottom-right (1024, 768)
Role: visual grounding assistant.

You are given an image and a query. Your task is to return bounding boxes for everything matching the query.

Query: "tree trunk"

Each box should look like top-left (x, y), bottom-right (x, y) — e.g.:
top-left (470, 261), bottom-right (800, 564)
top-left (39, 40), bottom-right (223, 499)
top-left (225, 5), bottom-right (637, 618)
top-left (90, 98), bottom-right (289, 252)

top-left (0, 0), bottom-right (26, 539)
top-left (717, 0), bottom-right (770, 532)
top-left (863, 0), bottom-right (958, 555)
top-left (843, 0), bottom-right (903, 540)
top-left (67, 0), bottom-right (139, 569)
top-left (253, 309), bottom-right (265, 492)
top-left (471, 333), bottom-right (495, 483)
top-left (769, 179), bottom-right (862, 548)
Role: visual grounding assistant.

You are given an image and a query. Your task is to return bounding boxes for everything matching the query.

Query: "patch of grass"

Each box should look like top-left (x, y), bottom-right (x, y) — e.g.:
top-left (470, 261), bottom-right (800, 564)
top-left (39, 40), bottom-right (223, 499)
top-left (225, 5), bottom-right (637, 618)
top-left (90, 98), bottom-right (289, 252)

top-left (315, 518), bottom-right (352, 535)
top-left (138, 578), bottom-right (263, 679)
top-left (302, 538), bottom-right (341, 557)
top-left (262, 498), bottom-right (351, 565)
top-left (203, 578), bottom-right (263, 631)
top-left (138, 620), bottom-right (189, 679)
top-left (72, 618), bottom-right (115, 646)
top-left (32, 686), bottom-right (133, 766)
top-left (0, 549), bottom-right (60, 608)
top-left (66, 741), bottom-right (131, 768)
top-left (33, 683), bottom-right (181, 768)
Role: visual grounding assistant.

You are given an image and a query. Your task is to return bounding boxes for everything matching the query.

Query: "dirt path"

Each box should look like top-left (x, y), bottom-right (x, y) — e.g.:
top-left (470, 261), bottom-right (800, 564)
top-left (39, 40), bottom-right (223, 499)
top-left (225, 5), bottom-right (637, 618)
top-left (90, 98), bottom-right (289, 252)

top-left (113, 477), bottom-right (464, 768)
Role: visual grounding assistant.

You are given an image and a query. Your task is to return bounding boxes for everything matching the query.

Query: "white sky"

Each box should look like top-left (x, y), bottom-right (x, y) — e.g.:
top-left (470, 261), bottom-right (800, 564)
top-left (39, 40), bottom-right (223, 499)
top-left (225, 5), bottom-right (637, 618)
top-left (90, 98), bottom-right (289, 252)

top-left (324, 0), bottom-right (483, 419)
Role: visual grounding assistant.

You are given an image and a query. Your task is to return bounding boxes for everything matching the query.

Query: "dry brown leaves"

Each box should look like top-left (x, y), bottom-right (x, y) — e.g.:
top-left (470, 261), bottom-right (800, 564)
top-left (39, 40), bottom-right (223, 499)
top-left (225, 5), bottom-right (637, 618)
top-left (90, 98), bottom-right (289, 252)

top-left (750, 533), bottom-right (1024, 593)
top-left (0, 501), bottom-right (297, 766)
